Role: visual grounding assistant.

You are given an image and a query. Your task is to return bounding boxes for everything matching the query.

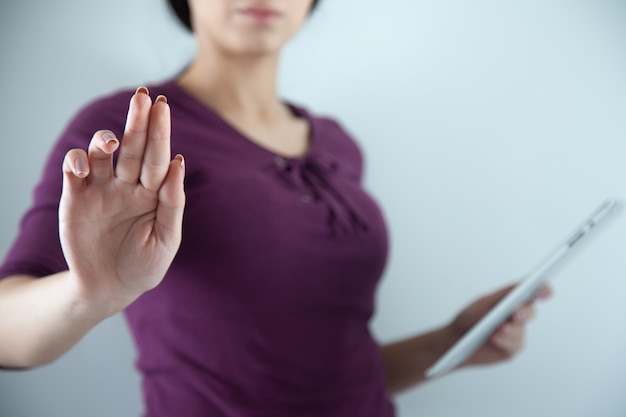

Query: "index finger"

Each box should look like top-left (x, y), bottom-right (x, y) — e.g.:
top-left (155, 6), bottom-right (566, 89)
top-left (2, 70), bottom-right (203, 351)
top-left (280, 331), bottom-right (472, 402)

top-left (116, 87), bottom-right (152, 184)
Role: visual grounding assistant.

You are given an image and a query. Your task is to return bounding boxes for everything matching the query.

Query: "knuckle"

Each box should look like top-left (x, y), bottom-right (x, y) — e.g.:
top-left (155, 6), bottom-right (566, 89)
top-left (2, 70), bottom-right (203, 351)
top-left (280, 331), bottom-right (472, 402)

top-left (148, 132), bottom-right (169, 142)
top-left (119, 152), bottom-right (143, 163)
top-left (125, 125), bottom-right (148, 136)
top-left (143, 160), bottom-right (166, 171)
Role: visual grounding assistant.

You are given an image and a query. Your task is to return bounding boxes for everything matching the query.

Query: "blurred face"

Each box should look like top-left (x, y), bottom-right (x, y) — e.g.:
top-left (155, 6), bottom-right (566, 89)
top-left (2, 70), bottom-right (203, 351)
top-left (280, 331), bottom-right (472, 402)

top-left (188, 0), bottom-right (315, 56)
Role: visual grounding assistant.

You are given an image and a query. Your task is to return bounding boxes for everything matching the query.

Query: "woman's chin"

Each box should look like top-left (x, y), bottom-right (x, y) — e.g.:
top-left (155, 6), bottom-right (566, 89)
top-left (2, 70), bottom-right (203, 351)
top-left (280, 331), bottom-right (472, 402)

top-left (226, 39), bottom-right (285, 58)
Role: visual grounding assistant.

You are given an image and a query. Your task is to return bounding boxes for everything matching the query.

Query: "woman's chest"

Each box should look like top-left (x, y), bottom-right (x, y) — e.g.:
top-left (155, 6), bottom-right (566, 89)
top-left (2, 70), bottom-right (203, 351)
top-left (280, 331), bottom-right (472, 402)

top-left (169, 153), bottom-right (389, 314)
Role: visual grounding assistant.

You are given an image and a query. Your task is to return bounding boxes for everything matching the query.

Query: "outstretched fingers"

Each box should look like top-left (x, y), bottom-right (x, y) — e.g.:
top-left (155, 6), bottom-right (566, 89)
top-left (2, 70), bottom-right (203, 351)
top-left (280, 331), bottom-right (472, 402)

top-left (115, 87), bottom-right (172, 191)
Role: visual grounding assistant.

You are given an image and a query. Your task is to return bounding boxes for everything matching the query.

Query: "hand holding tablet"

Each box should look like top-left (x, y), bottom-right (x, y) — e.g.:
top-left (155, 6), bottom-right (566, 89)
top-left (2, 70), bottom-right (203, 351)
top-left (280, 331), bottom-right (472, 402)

top-left (425, 199), bottom-right (621, 379)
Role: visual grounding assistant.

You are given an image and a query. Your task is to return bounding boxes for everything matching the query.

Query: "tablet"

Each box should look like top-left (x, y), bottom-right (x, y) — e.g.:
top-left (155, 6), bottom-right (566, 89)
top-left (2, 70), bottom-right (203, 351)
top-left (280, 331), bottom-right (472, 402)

top-left (424, 198), bottom-right (620, 379)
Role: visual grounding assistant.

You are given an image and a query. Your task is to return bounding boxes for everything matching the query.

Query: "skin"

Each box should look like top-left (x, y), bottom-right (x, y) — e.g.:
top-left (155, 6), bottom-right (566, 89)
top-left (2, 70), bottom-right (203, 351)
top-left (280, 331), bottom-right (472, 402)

top-left (177, 0), bottom-right (314, 158)
top-left (0, 0), bottom-right (551, 397)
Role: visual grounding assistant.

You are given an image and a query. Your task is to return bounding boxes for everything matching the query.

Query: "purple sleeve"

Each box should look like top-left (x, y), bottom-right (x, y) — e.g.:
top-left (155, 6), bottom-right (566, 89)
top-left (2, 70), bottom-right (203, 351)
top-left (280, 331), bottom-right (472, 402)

top-left (0, 91), bottom-right (131, 279)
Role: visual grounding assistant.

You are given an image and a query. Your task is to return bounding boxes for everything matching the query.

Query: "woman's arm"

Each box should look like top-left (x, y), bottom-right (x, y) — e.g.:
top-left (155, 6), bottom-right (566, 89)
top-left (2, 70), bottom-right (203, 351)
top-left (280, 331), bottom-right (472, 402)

top-left (380, 326), bottom-right (454, 395)
top-left (0, 88), bottom-right (185, 369)
top-left (0, 272), bottom-right (129, 368)
top-left (380, 284), bottom-right (552, 395)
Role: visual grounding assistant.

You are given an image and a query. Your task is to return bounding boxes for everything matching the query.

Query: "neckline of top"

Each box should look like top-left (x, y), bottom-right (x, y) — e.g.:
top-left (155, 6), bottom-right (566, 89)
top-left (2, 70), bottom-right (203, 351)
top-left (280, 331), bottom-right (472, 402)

top-left (162, 79), bottom-right (318, 162)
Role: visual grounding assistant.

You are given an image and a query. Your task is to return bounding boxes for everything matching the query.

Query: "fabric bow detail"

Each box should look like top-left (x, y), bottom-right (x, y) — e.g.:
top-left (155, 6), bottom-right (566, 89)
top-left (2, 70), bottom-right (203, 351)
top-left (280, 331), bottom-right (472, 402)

top-left (274, 154), bottom-right (369, 237)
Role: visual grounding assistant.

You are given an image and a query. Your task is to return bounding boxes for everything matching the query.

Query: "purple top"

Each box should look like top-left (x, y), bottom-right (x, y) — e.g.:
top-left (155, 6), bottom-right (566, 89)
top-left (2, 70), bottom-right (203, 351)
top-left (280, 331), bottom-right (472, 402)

top-left (0, 80), bottom-right (395, 417)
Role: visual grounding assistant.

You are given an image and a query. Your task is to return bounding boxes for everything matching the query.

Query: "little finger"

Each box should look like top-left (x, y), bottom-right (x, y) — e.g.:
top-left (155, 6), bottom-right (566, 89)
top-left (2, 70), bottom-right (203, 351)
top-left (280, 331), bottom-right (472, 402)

top-left (62, 149), bottom-right (90, 194)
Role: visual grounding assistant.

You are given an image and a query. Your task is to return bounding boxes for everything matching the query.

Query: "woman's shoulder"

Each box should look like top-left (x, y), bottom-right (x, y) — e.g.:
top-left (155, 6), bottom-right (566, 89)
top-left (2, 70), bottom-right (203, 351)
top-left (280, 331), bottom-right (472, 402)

top-left (304, 105), bottom-right (363, 148)
top-left (289, 103), bottom-right (366, 181)
top-left (291, 102), bottom-right (361, 145)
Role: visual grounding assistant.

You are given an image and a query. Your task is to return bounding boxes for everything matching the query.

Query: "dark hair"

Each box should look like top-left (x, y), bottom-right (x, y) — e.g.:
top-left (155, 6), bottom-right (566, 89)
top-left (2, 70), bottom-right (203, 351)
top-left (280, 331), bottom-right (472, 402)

top-left (168, 0), bottom-right (321, 32)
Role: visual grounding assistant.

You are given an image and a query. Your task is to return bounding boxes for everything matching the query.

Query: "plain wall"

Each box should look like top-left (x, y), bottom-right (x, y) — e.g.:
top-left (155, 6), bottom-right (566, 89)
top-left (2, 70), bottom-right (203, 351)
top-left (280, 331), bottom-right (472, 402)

top-left (1, 0), bottom-right (625, 416)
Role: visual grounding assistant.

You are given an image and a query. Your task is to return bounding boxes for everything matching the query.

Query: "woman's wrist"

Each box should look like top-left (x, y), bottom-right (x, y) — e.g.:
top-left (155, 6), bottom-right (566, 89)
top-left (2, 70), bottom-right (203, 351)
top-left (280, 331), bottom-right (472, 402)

top-left (64, 270), bottom-right (139, 321)
top-left (381, 325), bottom-right (462, 394)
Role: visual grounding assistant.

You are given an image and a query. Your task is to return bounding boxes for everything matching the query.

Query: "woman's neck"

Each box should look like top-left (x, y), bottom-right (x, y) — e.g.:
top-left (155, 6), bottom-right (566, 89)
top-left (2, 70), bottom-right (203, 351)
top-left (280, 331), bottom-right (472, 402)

top-left (176, 42), bottom-right (288, 121)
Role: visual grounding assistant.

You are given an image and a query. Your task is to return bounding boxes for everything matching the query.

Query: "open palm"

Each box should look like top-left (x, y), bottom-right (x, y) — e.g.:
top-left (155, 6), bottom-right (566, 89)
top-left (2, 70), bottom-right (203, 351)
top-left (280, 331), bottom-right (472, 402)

top-left (59, 87), bottom-right (185, 311)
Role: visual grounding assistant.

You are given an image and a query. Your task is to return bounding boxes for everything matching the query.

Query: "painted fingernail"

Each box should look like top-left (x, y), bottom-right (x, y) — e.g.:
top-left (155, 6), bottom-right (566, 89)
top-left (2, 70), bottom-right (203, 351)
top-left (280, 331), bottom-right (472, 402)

top-left (175, 154), bottom-right (185, 169)
top-left (135, 86), bottom-right (149, 96)
top-left (75, 157), bottom-right (88, 177)
top-left (103, 131), bottom-right (117, 144)
top-left (155, 95), bottom-right (168, 104)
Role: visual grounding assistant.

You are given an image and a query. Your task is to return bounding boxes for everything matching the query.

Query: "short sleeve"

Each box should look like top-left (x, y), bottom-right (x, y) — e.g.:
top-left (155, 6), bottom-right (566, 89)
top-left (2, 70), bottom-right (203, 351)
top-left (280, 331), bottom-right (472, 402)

top-left (0, 91), bottom-right (131, 280)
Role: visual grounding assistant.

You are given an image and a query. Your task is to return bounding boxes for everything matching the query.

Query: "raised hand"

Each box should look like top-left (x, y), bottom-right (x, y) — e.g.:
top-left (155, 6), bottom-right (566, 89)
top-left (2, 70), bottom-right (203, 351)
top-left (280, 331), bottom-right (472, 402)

top-left (59, 87), bottom-right (185, 315)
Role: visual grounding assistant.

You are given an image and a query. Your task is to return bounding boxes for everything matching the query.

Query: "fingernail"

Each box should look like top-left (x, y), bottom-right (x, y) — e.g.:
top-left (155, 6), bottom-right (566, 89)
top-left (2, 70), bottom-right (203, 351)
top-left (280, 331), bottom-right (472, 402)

top-left (135, 86), bottom-right (149, 96)
top-left (175, 154), bottom-right (185, 169)
top-left (155, 95), bottom-right (168, 104)
top-left (103, 131), bottom-right (117, 144)
top-left (75, 157), bottom-right (88, 176)
top-left (514, 310), bottom-right (527, 322)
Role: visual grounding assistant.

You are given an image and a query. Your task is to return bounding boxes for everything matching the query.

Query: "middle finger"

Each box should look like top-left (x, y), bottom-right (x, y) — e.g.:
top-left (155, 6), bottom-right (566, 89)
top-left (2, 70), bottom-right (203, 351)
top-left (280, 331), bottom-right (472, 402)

top-left (140, 95), bottom-right (171, 191)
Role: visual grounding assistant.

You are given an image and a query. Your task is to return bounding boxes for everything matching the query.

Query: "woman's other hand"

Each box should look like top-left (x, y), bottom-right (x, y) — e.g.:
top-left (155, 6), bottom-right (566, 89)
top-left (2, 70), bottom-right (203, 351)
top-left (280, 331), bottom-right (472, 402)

top-left (447, 284), bottom-right (553, 367)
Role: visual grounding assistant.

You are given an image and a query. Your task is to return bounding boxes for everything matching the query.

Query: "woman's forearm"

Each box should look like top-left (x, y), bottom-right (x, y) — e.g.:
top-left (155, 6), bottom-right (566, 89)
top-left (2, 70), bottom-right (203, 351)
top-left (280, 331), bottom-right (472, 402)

top-left (380, 284), bottom-right (549, 396)
top-left (0, 273), bottom-right (125, 368)
top-left (380, 327), bottom-right (455, 395)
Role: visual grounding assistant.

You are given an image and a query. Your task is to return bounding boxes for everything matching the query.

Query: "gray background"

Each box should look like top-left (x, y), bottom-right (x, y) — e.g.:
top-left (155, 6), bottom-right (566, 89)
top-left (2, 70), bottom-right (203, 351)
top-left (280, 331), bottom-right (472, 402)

top-left (1, 0), bottom-right (625, 416)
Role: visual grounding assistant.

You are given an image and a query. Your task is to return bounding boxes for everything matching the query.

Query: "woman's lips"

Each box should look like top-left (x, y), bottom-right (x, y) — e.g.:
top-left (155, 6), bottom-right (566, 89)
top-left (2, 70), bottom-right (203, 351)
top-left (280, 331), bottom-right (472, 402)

top-left (239, 7), bottom-right (281, 24)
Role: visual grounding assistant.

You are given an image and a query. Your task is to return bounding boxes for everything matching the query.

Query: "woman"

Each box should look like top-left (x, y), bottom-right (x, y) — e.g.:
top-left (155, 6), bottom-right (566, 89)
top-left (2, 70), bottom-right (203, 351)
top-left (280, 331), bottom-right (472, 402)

top-left (0, 0), bottom-right (551, 415)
